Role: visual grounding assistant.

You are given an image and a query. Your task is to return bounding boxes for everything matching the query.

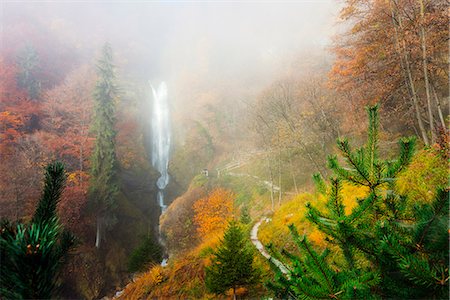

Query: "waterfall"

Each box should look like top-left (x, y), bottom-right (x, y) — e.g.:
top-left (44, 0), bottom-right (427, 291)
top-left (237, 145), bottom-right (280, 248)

top-left (150, 81), bottom-right (170, 213)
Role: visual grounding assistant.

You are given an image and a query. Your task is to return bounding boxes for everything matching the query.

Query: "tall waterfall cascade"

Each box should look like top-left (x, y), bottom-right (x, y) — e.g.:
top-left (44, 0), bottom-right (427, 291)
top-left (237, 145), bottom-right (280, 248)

top-left (150, 81), bottom-right (170, 213)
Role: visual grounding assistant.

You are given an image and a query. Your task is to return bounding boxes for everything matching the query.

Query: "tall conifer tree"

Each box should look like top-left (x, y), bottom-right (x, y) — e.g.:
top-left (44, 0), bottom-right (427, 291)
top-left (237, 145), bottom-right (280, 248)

top-left (205, 221), bottom-right (260, 299)
top-left (268, 104), bottom-right (449, 299)
top-left (89, 43), bottom-right (119, 249)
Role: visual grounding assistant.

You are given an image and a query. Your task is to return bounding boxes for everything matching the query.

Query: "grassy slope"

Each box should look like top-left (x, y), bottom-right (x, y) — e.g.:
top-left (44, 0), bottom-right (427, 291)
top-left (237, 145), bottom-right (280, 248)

top-left (119, 147), bottom-right (447, 299)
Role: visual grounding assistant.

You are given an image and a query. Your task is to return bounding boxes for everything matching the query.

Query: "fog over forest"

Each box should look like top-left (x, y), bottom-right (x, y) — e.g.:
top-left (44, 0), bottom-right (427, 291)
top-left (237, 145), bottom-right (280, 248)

top-left (3, 2), bottom-right (338, 82)
top-left (1, 1), bottom-right (448, 299)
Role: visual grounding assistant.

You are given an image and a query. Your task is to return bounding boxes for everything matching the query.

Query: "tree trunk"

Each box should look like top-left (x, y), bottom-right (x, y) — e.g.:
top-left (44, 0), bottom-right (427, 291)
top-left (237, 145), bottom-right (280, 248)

top-left (430, 81), bottom-right (446, 128)
top-left (233, 287), bottom-right (236, 300)
top-left (298, 141), bottom-right (326, 177)
top-left (95, 216), bottom-right (101, 248)
top-left (267, 156), bottom-right (275, 212)
top-left (289, 150), bottom-right (299, 194)
top-left (418, 0), bottom-right (435, 143)
top-left (278, 164), bottom-right (282, 207)
top-left (284, 115), bottom-right (326, 176)
top-left (389, 0), bottom-right (429, 145)
top-left (79, 144), bottom-right (83, 186)
top-left (277, 134), bottom-right (282, 207)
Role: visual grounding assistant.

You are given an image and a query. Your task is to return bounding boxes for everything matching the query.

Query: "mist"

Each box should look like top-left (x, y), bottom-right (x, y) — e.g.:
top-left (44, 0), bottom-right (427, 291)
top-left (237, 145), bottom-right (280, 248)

top-left (3, 1), bottom-right (338, 85)
top-left (4, 1), bottom-right (444, 299)
top-left (2, 1), bottom-right (341, 142)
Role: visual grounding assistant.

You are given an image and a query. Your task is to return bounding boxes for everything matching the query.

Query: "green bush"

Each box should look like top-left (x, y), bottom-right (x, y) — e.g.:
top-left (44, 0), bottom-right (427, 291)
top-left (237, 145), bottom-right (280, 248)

top-left (128, 235), bottom-right (162, 273)
top-left (0, 162), bottom-right (76, 299)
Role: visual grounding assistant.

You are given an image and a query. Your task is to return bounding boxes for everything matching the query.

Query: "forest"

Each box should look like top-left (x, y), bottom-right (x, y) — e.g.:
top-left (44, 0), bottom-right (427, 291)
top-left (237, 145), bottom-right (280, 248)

top-left (0, 1), bottom-right (448, 299)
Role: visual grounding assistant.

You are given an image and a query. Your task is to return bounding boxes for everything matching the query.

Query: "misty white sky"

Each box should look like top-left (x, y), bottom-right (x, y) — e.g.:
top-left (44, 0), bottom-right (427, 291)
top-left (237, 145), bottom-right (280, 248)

top-left (2, 1), bottom-right (339, 82)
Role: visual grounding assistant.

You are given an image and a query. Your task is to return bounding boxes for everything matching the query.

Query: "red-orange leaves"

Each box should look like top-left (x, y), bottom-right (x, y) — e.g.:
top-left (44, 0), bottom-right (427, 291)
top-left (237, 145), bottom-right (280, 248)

top-left (193, 188), bottom-right (235, 238)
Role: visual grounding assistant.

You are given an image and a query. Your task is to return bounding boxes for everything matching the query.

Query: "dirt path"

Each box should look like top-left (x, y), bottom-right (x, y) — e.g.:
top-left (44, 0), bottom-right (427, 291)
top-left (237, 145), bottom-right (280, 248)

top-left (228, 172), bottom-right (281, 191)
top-left (250, 218), bottom-right (289, 275)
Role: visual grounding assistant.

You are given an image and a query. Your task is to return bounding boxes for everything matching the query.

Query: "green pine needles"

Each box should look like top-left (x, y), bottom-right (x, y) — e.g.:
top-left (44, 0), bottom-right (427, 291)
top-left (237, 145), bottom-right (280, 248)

top-left (32, 162), bottom-right (67, 225)
top-left (89, 43), bottom-right (120, 248)
top-left (268, 104), bottom-right (449, 299)
top-left (127, 235), bottom-right (163, 273)
top-left (267, 224), bottom-right (380, 300)
top-left (0, 162), bottom-right (75, 299)
top-left (205, 221), bottom-right (260, 299)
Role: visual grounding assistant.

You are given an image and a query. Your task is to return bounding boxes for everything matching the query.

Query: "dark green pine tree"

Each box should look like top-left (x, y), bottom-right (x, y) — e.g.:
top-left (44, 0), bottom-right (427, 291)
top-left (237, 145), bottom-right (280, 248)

top-left (127, 235), bottom-right (163, 273)
top-left (89, 43), bottom-right (119, 249)
top-left (378, 188), bottom-right (449, 299)
top-left (205, 221), bottom-right (260, 299)
top-left (266, 224), bottom-right (380, 299)
top-left (268, 104), bottom-right (449, 299)
top-left (0, 162), bottom-right (75, 299)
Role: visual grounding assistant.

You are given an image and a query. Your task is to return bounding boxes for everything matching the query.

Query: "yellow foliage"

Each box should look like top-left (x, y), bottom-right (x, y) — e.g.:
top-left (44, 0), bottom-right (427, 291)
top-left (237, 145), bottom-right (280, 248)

top-left (120, 243), bottom-right (214, 299)
top-left (193, 188), bottom-right (235, 238)
top-left (341, 183), bottom-right (369, 215)
top-left (396, 149), bottom-right (448, 205)
top-left (120, 217), bottom-right (248, 299)
top-left (120, 265), bottom-right (165, 300)
top-left (125, 188), bottom-right (238, 299)
top-left (226, 286), bottom-right (248, 298)
top-left (67, 172), bottom-right (78, 183)
top-left (259, 182), bottom-right (368, 252)
top-left (308, 229), bottom-right (326, 247)
top-left (160, 187), bottom-right (207, 255)
top-left (64, 171), bottom-right (90, 189)
top-left (258, 193), bottom-right (320, 252)
top-left (148, 266), bottom-right (164, 285)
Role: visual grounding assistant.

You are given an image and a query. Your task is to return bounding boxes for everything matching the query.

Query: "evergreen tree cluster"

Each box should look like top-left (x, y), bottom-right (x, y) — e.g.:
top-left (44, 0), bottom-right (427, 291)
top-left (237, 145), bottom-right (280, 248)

top-left (0, 162), bottom-right (75, 299)
top-left (268, 105), bottom-right (449, 299)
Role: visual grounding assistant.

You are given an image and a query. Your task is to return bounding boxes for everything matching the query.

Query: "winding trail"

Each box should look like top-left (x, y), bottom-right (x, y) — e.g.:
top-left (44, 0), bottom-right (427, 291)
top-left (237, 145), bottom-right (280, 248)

top-left (221, 166), bottom-right (290, 275)
top-left (250, 217), bottom-right (290, 275)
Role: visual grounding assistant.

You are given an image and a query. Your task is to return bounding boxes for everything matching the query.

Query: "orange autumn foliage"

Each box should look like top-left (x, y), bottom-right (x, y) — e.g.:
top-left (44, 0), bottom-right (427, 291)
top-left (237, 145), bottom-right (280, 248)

top-left (42, 65), bottom-right (95, 228)
top-left (120, 253), bottom-right (209, 299)
top-left (0, 56), bottom-right (37, 153)
top-left (0, 55), bottom-right (43, 220)
top-left (120, 227), bottom-right (228, 299)
top-left (193, 188), bottom-right (235, 238)
top-left (330, 0), bottom-right (448, 136)
top-left (120, 265), bottom-right (165, 300)
top-left (0, 111), bottom-right (23, 147)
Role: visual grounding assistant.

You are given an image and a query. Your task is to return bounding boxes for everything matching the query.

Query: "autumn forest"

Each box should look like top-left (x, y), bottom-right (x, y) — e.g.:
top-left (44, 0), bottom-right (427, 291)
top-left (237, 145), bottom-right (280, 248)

top-left (0, 1), bottom-right (448, 299)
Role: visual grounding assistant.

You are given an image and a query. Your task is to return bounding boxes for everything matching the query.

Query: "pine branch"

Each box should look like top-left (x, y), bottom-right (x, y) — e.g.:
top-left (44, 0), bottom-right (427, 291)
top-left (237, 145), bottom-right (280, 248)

top-left (398, 255), bottom-right (439, 288)
top-left (328, 155), bottom-right (368, 187)
top-left (327, 178), bottom-right (345, 219)
top-left (289, 225), bottom-right (335, 295)
top-left (313, 173), bottom-right (327, 195)
top-left (348, 192), bottom-right (378, 223)
top-left (335, 139), bottom-right (372, 186)
top-left (306, 204), bottom-right (337, 237)
top-left (416, 188), bottom-right (449, 246)
top-left (32, 162), bottom-right (66, 225)
top-left (386, 137), bottom-right (416, 178)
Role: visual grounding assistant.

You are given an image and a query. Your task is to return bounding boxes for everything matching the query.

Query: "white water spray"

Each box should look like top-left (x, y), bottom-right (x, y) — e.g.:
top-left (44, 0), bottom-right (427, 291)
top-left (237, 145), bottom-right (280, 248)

top-left (150, 82), bottom-right (170, 213)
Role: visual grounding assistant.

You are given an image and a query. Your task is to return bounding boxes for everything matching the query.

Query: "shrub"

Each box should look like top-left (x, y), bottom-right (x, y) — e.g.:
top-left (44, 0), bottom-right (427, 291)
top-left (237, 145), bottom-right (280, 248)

top-left (127, 235), bottom-right (162, 273)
